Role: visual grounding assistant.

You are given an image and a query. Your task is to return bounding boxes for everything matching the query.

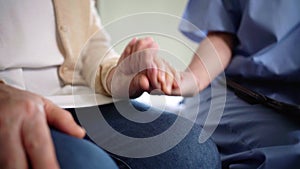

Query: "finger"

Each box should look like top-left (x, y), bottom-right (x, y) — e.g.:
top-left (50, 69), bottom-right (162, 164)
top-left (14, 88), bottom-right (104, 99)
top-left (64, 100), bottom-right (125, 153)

top-left (43, 99), bottom-right (86, 138)
top-left (0, 122), bottom-right (27, 168)
top-left (126, 37), bottom-right (137, 56)
top-left (165, 61), bottom-right (180, 89)
top-left (147, 64), bottom-right (161, 90)
top-left (169, 73), bottom-right (184, 96)
top-left (120, 37), bottom-right (137, 61)
top-left (141, 41), bottom-right (159, 72)
top-left (136, 38), bottom-right (158, 70)
top-left (155, 57), bottom-right (165, 85)
top-left (163, 67), bottom-right (175, 95)
top-left (22, 106), bottom-right (59, 169)
top-left (136, 37), bottom-right (154, 51)
top-left (129, 73), bottom-right (150, 98)
top-left (170, 87), bottom-right (182, 96)
top-left (153, 56), bottom-right (172, 93)
top-left (132, 37), bottom-right (154, 54)
top-left (161, 64), bottom-right (174, 94)
top-left (131, 39), bottom-right (141, 55)
top-left (138, 73), bottom-right (150, 91)
top-left (149, 41), bottom-right (159, 57)
top-left (160, 60), bottom-right (180, 94)
top-left (172, 69), bottom-right (180, 89)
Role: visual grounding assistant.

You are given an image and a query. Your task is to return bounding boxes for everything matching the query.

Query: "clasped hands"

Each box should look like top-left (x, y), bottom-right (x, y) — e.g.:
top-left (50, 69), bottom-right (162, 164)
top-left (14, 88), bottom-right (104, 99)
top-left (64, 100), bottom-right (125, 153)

top-left (107, 37), bottom-right (200, 98)
top-left (0, 37), bottom-right (201, 169)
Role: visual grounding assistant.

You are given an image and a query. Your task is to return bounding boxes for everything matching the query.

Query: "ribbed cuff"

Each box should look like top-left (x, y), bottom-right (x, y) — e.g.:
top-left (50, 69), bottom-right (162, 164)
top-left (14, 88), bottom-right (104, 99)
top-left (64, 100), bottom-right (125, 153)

top-left (95, 57), bottom-right (118, 96)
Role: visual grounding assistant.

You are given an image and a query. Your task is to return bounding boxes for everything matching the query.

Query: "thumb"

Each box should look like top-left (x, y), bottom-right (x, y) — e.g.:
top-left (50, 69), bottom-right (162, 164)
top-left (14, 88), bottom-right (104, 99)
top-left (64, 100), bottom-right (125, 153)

top-left (43, 98), bottom-right (86, 138)
top-left (138, 74), bottom-right (150, 91)
top-left (129, 73), bottom-right (150, 98)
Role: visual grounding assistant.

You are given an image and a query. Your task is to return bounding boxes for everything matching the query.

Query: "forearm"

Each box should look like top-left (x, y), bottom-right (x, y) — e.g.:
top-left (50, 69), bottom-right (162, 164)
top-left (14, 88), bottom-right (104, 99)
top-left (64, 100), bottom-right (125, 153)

top-left (187, 32), bottom-right (236, 91)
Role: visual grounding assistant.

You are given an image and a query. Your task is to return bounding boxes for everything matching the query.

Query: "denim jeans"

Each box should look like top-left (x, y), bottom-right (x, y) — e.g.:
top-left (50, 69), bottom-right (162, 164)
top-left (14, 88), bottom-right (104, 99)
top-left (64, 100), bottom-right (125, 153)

top-left (66, 100), bottom-right (221, 169)
top-left (51, 129), bottom-right (118, 169)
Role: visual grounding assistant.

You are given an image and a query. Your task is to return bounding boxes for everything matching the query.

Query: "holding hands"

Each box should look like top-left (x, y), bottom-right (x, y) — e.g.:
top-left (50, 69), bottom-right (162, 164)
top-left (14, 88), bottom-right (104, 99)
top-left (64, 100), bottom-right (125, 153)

top-left (107, 37), bottom-right (181, 98)
top-left (108, 33), bottom-right (234, 98)
top-left (107, 37), bottom-right (202, 98)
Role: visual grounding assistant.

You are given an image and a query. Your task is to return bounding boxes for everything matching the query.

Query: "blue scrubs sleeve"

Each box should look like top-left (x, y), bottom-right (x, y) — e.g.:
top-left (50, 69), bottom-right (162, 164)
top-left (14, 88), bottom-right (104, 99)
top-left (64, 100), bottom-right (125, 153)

top-left (179, 0), bottom-right (240, 42)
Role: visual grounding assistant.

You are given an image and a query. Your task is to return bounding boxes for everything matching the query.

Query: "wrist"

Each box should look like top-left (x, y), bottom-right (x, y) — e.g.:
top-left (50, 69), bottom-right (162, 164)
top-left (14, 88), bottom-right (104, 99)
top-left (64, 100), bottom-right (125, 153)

top-left (106, 66), bottom-right (116, 95)
top-left (186, 66), bottom-right (210, 92)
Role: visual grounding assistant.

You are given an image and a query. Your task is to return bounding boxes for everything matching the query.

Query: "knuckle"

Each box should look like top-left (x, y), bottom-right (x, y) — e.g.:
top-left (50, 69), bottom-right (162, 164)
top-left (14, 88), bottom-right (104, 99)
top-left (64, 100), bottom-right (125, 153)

top-left (145, 37), bottom-right (154, 43)
top-left (26, 137), bottom-right (41, 150)
top-left (21, 100), bottom-right (35, 116)
top-left (137, 39), bottom-right (145, 47)
top-left (23, 123), bottom-right (49, 150)
top-left (22, 99), bottom-right (44, 117)
top-left (25, 136), bottom-right (49, 157)
top-left (23, 100), bottom-right (36, 116)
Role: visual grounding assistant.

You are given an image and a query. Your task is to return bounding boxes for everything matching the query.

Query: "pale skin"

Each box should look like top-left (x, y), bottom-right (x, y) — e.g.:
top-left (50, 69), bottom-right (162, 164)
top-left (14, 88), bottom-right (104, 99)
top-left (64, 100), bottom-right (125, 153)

top-left (107, 37), bottom-right (179, 98)
top-left (0, 37), bottom-right (178, 169)
top-left (163, 32), bottom-right (236, 96)
top-left (107, 32), bottom-right (235, 97)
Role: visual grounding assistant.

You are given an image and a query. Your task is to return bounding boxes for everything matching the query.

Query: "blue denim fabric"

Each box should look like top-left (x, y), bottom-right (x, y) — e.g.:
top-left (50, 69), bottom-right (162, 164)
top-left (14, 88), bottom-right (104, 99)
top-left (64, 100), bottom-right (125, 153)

top-left (69, 100), bottom-right (221, 169)
top-left (51, 129), bottom-right (118, 169)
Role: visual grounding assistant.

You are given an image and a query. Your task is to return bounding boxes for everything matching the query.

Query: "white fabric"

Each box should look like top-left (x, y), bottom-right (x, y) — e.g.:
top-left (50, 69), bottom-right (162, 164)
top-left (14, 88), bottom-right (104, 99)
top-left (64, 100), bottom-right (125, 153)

top-left (0, 0), bottom-right (64, 69)
top-left (0, 0), bottom-right (112, 107)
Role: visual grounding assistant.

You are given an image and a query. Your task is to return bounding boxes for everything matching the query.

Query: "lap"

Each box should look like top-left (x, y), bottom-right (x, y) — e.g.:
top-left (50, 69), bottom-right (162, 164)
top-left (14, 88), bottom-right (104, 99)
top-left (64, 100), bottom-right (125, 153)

top-left (184, 77), bottom-right (300, 169)
top-left (70, 100), bottom-right (221, 169)
top-left (51, 129), bottom-right (118, 169)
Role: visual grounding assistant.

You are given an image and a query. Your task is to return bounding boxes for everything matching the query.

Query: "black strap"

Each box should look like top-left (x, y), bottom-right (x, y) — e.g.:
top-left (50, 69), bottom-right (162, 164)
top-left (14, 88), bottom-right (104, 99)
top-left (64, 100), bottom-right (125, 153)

top-left (226, 78), bottom-right (300, 117)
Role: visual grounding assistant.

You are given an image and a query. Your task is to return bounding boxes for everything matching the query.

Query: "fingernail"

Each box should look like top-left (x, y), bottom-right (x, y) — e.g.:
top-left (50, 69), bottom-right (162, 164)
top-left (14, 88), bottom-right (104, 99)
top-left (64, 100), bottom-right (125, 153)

top-left (158, 71), bottom-right (162, 82)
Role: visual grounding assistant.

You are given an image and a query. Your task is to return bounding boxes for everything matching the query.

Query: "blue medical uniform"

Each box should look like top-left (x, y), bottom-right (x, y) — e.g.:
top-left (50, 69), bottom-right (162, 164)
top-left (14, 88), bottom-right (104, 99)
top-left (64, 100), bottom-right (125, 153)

top-left (180, 0), bottom-right (300, 168)
top-left (180, 0), bottom-right (300, 105)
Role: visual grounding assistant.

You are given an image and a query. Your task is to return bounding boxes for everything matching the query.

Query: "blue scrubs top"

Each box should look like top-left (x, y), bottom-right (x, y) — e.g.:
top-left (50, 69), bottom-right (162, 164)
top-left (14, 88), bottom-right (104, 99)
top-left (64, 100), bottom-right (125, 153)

top-left (179, 0), bottom-right (300, 105)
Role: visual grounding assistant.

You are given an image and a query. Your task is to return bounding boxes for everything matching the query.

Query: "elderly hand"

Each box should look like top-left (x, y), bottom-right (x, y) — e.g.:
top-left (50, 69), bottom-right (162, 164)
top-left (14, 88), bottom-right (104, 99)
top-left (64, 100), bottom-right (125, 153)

top-left (107, 37), bottom-right (179, 98)
top-left (0, 83), bottom-right (85, 169)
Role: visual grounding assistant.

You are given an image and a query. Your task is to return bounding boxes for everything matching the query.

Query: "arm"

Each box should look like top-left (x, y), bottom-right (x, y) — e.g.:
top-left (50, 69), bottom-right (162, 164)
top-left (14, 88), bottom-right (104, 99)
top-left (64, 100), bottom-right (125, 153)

top-left (172, 32), bottom-right (236, 96)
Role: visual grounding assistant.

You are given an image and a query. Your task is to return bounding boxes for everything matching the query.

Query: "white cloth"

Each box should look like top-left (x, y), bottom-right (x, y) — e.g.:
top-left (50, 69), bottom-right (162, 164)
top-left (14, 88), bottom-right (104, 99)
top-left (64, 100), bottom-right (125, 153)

top-left (0, 0), bottom-right (64, 69)
top-left (0, 0), bottom-right (112, 107)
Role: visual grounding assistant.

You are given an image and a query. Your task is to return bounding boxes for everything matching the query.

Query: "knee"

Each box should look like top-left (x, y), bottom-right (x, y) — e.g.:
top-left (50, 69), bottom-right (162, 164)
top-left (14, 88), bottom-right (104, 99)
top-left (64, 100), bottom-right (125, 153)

top-left (117, 122), bottom-right (221, 169)
top-left (51, 129), bottom-right (118, 169)
top-left (165, 125), bottom-right (221, 169)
